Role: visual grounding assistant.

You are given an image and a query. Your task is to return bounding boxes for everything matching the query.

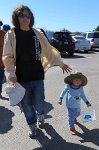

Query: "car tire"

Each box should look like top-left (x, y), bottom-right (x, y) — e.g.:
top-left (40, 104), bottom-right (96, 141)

top-left (84, 50), bottom-right (88, 53)
top-left (68, 50), bottom-right (75, 56)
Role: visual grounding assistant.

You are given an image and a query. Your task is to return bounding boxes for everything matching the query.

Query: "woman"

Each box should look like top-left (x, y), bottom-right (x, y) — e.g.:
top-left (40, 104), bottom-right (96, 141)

top-left (0, 26), bottom-right (5, 98)
top-left (3, 5), bottom-right (72, 137)
top-left (0, 22), bottom-right (10, 98)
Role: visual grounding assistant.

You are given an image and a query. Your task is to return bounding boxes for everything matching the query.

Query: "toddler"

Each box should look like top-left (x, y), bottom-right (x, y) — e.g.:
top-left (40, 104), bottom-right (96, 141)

top-left (59, 72), bottom-right (91, 135)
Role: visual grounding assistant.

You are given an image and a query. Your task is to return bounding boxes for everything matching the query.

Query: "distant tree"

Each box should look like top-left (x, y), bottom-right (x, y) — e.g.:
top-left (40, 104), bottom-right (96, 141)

top-left (72, 32), bottom-right (81, 35)
top-left (95, 25), bottom-right (99, 31)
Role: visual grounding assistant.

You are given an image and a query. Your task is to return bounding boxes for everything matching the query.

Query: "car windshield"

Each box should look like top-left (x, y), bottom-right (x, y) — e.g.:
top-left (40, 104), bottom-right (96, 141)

top-left (80, 33), bottom-right (87, 38)
top-left (54, 32), bottom-right (72, 41)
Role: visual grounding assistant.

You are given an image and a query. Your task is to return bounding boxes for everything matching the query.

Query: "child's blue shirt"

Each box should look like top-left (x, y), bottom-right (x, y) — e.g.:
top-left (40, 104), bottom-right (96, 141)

top-left (59, 85), bottom-right (90, 108)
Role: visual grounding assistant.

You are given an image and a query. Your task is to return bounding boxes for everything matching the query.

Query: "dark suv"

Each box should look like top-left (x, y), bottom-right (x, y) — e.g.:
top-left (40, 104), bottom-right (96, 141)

top-left (49, 31), bottom-right (75, 56)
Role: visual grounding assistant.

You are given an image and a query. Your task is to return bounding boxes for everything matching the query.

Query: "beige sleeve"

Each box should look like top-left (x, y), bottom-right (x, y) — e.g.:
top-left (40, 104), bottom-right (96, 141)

top-left (41, 33), bottom-right (64, 68)
top-left (2, 32), bottom-right (16, 81)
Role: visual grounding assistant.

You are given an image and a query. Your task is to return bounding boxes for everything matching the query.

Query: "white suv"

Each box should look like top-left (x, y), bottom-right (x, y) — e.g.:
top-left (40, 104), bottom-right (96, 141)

top-left (81, 31), bottom-right (99, 49)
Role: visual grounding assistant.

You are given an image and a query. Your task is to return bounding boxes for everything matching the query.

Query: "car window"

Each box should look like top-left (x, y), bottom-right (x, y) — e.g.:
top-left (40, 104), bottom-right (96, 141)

top-left (54, 33), bottom-right (60, 40)
top-left (74, 36), bottom-right (85, 40)
top-left (53, 32), bottom-right (73, 42)
top-left (93, 33), bottom-right (99, 38)
top-left (87, 33), bottom-right (94, 38)
top-left (62, 33), bottom-right (67, 38)
top-left (54, 33), bottom-right (66, 40)
top-left (65, 34), bottom-right (72, 40)
top-left (81, 33), bottom-right (87, 38)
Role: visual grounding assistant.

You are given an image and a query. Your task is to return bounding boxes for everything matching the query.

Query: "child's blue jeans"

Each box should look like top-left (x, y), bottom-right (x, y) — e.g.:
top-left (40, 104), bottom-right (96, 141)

top-left (20, 80), bottom-right (45, 125)
top-left (67, 107), bottom-right (80, 129)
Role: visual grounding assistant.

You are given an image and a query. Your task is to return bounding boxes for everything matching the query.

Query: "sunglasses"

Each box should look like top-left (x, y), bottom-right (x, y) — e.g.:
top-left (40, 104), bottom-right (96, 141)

top-left (18, 14), bottom-right (30, 19)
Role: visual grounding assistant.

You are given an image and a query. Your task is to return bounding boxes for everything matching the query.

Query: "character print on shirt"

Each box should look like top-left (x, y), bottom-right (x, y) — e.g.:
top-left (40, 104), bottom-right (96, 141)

top-left (34, 36), bottom-right (41, 61)
top-left (68, 92), bottom-right (80, 101)
top-left (74, 96), bottom-right (80, 100)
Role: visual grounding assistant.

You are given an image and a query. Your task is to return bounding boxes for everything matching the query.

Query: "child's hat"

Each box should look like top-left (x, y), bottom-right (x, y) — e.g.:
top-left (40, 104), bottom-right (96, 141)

top-left (64, 72), bottom-right (87, 86)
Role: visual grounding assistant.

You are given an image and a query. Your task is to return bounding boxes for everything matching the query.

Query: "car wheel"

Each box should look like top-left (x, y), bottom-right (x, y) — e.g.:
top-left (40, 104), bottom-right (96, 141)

top-left (84, 50), bottom-right (88, 53)
top-left (68, 50), bottom-right (75, 56)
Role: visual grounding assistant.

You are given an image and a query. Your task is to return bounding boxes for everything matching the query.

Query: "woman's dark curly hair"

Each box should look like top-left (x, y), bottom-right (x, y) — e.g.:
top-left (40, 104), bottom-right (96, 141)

top-left (12, 5), bottom-right (34, 28)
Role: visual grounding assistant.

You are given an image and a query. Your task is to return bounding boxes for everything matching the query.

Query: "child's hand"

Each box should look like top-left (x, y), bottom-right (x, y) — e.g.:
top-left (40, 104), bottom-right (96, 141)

top-left (58, 101), bottom-right (62, 105)
top-left (87, 103), bottom-right (91, 107)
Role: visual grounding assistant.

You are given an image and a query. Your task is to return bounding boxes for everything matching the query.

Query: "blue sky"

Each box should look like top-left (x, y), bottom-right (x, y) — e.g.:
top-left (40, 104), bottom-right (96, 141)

top-left (0, 0), bottom-right (99, 32)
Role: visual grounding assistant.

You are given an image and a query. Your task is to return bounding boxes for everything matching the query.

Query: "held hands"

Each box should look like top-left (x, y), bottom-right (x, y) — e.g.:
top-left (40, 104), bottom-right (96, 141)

top-left (62, 64), bottom-right (72, 74)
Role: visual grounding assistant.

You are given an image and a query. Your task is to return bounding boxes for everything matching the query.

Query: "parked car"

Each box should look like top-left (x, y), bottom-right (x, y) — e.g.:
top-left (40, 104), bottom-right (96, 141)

top-left (72, 35), bottom-right (91, 52)
top-left (80, 31), bottom-right (99, 49)
top-left (48, 31), bottom-right (75, 56)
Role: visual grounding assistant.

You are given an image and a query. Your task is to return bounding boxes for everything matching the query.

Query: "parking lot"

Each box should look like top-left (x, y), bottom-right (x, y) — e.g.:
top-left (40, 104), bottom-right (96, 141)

top-left (0, 49), bottom-right (99, 150)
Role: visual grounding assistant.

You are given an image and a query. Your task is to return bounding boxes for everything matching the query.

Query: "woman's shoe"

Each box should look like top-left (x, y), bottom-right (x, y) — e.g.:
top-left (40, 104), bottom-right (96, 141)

top-left (28, 124), bottom-right (37, 138)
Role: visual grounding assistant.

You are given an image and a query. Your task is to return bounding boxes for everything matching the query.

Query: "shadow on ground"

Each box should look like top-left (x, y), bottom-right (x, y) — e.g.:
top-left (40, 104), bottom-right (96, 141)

top-left (32, 123), bottom-right (96, 150)
top-left (61, 50), bottom-right (99, 59)
top-left (76, 122), bottom-right (99, 146)
top-left (44, 101), bottom-right (54, 119)
top-left (0, 106), bottom-right (14, 134)
top-left (61, 53), bottom-right (85, 59)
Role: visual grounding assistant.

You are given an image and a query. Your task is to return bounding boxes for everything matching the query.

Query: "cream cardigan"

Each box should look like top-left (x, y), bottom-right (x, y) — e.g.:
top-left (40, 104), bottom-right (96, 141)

top-left (3, 28), bottom-right (64, 81)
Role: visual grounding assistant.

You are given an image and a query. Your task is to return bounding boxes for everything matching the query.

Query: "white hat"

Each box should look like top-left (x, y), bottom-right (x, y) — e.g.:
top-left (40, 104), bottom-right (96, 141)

top-left (5, 82), bottom-right (25, 106)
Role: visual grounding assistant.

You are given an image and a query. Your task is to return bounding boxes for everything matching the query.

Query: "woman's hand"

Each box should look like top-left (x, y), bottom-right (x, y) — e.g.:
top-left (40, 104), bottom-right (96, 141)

top-left (62, 64), bottom-right (72, 74)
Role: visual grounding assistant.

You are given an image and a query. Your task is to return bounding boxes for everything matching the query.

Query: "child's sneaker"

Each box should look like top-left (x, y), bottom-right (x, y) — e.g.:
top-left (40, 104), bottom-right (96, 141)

top-left (28, 124), bottom-right (37, 138)
top-left (70, 128), bottom-right (77, 135)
